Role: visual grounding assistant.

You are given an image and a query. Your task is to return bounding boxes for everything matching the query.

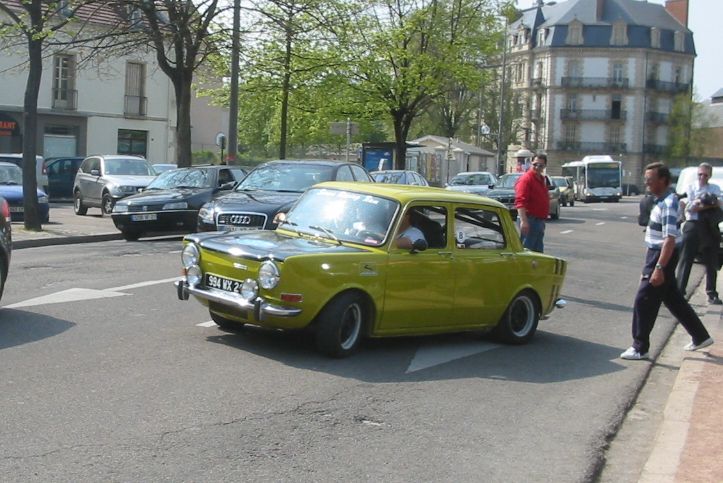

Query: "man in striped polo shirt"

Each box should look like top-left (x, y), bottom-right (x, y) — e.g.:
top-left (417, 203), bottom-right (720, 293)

top-left (620, 162), bottom-right (714, 360)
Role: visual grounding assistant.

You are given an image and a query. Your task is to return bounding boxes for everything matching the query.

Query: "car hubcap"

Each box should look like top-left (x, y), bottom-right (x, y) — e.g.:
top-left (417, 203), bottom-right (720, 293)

top-left (339, 303), bottom-right (362, 350)
top-left (510, 297), bottom-right (535, 336)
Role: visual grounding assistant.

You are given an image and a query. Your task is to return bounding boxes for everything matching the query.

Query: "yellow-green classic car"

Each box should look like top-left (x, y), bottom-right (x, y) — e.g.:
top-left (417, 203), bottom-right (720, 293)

top-left (175, 182), bottom-right (567, 357)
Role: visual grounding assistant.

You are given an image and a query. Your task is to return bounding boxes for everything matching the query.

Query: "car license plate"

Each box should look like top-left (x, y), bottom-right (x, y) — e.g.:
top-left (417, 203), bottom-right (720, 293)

top-left (220, 225), bottom-right (260, 232)
top-left (205, 273), bottom-right (243, 294)
top-left (9, 207), bottom-right (23, 213)
top-left (131, 213), bottom-right (157, 221)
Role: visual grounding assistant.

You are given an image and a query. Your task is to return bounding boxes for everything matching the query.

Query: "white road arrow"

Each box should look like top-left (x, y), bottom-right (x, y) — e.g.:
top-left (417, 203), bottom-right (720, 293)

top-left (406, 340), bottom-right (500, 373)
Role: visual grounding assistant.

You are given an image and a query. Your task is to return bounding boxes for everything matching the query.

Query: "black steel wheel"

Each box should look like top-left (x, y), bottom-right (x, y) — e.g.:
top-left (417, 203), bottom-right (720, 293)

top-left (73, 191), bottom-right (87, 215)
top-left (315, 292), bottom-right (366, 357)
top-left (493, 291), bottom-right (539, 344)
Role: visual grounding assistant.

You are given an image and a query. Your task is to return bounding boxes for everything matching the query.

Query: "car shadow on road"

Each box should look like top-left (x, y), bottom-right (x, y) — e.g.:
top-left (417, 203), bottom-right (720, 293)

top-left (205, 328), bottom-right (625, 383)
top-left (0, 309), bottom-right (75, 350)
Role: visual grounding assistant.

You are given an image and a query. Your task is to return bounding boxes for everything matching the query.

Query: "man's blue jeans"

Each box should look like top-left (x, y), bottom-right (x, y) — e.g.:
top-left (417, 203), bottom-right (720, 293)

top-left (520, 216), bottom-right (545, 253)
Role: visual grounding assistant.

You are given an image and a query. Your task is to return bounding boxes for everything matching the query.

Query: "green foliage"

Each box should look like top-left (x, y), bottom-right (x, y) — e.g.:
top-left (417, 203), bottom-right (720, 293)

top-left (667, 93), bottom-right (714, 162)
top-left (192, 150), bottom-right (219, 165)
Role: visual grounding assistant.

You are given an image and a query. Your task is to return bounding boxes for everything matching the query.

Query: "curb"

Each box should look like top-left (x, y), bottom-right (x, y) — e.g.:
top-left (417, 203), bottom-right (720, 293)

top-left (13, 232), bottom-right (123, 250)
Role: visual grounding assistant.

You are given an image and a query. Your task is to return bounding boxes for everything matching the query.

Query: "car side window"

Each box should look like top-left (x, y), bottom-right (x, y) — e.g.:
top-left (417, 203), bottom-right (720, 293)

top-left (454, 207), bottom-right (506, 250)
top-left (89, 158), bottom-right (100, 173)
top-left (404, 205), bottom-right (447, 249)
top-left (230, 168), bottom-right (245, 181)
top-left (350, 165), bottom-right (371, 182)
top-left (336, 165), bottom-right (355, 181)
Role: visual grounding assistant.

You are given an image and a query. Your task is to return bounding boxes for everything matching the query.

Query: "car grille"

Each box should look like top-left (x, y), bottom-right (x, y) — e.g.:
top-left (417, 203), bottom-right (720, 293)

top-left (127, 204), bottom-right (165, 212)
top-left (488, 195), bottom-right (515, 207)
top-left (217, 213), bottom-right (268, 229)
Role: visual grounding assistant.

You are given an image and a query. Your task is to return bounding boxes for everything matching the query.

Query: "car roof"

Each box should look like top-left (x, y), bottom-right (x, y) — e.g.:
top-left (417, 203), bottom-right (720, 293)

top-left (0, 161), bottom-right (20, 167)
top-left (313, 181), bottom-right (507, 209)
top-left (455, 171), bottom-right (494, 176)
top-left (85, 154), bottom-right (147, 160)
top-left (373, 170), bottom-right (414, 174)
top-left (261, 159), bottom-right (360, 167)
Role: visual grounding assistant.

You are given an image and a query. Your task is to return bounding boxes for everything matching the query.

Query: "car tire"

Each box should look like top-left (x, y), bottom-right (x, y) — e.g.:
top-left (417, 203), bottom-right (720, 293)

top-left (210, 311), bottom-right (245, 332)
top-left (73, 191), bottom-right (87, 215)
top-left (101, 193), bottom-right (114, 216)
top-left (315, 292), bottom-right (366, 358)
top-left (121, 229), bottom-right (142, 241)
top-left (569, 199), bottom-right (575, 207)
top-left (493, 290), bottom-right (539, 344)
top-left (0, 256), bottom-right (6, 302)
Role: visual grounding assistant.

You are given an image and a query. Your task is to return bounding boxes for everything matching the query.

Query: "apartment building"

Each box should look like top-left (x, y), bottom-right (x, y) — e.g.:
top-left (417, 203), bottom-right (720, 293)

top-left (0, 2), bottom-right (176, 163)
top-left (506, 0), bottom-right (695, 186)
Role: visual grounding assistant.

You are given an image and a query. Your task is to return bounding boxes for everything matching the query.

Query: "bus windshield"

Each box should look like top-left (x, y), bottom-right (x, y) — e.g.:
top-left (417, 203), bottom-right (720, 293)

top-left (587, 167), bottom-right (620, 188)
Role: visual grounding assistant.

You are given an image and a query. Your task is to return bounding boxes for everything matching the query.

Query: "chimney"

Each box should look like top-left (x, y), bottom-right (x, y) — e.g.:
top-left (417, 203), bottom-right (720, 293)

top-left (665, 0), bottom-right (689, 27)
top-left (597, 0), bottom-right (605, 21)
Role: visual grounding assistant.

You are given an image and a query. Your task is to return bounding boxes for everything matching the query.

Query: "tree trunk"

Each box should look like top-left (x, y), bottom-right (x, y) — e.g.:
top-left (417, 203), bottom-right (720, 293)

top-left (22, 32), bottom-right (43, 231)
top-left (174, 70), bottom-right (193, 167)
top-left (279, 27), bottom-right (293, 160)
top-left (392, 111), bottom-right (412, 170)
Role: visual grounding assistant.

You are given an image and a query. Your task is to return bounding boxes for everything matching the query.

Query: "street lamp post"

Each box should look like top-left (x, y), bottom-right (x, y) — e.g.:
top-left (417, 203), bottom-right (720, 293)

top-left (496, 15), bottom-right (509, 178)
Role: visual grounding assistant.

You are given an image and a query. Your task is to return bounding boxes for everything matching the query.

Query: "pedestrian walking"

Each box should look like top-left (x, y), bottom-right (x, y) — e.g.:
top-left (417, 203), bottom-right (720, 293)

top-left (515, 153), bottom-right (550, 252)
top-left (620, 162), bottom-right (714, 360)
top-left (675, 162), bottom-right (722, 303)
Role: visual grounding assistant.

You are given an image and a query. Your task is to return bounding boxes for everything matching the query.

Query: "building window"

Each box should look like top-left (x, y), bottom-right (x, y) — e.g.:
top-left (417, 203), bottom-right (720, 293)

top-left (124, 62), bottom-right (146, 116)
top-left (649, 63), bottom-right (659, 81)
top-left (52, 54), bottom-right (76, 109)
top-left (118, 129), bottom-right (148, 157)
top-left (609, 125), bottom-right (622, 145)
top-left (568, 60), bottom-right (582, 78)
top-left (537, 29), bottom-right (546, 45)
top-left (674, 31), bottom-right (684, 52)
top-left (612, 62), bottom-right (624, 86)
top-left (674, 66), bottom-right (683, 84)
top-left (611, 21), bottom-right (628, 46)
top-left (566, 95), bottom-right (578, 112)
top-left (611, 96), bottom-right (622, 120)
top-left (566, 21), bottom-right (583, 45)
top-left (650, 27), bottom-right (660, 48)
top-left (564, 123), bottom-right (577, 143)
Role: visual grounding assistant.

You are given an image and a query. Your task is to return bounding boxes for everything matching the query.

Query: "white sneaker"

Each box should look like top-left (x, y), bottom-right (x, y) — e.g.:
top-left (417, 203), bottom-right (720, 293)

top-left (684, 337), bottom-right (714, 351)
top-left (620, 347), bottom-right (649, 360)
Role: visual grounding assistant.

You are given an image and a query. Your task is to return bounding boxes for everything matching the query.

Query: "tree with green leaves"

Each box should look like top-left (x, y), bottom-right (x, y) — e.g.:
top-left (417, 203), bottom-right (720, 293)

top-left (667, 92), bottom-right (715, 164)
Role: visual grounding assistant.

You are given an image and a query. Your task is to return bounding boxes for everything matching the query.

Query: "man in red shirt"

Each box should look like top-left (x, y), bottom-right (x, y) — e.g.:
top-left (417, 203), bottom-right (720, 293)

top-left (514, 154), bottom-right (550, 252)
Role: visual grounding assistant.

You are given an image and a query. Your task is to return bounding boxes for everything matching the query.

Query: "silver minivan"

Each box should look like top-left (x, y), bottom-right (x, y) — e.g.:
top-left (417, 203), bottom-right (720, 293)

top-left (73, 155), bottom-right (156, 215)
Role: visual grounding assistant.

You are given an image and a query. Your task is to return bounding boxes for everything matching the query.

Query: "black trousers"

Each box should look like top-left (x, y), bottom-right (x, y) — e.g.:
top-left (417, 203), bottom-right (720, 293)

top-left (632, 248), bottom-right (711, 354)
top-left (676, 220), bottom-right (719, 298)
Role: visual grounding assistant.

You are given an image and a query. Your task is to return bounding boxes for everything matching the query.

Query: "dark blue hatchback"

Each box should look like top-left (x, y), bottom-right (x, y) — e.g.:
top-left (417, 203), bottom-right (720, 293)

top-left (0, 162), bottom-right (50, 222)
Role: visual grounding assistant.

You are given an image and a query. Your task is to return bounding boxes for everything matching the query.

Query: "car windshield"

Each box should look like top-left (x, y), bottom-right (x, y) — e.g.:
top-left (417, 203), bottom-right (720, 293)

top-left (551, 177), bottom-right (568, 188)
top-left (153, 164), bottom-right (177, 174)
top-left (0, 164), bottom-right (22, 184)
top-left (372, 172), bottom-right (404, 183)
top-left (283, 187), bottom-right (399, 246)
top-left (145, 168), bottom-right (212, 189)
top-left (497, 175), bottom-right (521, 188)
top-left (449, 173), bottom-right (493, 186)
top-left (236, 163), bottom-right (335, 192)
top-left (105, 158), bottom-right (154, 176)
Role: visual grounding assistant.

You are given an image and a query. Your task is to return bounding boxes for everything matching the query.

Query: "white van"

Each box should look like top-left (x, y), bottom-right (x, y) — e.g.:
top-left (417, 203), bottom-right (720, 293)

top-left (0, 153), bottom-right (48, 192)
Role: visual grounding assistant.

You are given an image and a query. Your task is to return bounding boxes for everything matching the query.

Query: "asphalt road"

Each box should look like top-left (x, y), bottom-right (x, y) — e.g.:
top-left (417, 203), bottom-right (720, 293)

top-left (0, 198), bottom-right (684, 481)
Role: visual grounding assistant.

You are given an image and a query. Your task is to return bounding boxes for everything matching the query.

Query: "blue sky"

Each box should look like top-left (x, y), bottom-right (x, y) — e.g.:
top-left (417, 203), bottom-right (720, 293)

top-left (514, 0), bottom-right (721, 99)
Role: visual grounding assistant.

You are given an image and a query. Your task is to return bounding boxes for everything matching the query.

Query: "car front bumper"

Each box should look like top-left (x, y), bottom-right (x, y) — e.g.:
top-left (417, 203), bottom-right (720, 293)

top-left (112, 210), bottom-right (198, 232)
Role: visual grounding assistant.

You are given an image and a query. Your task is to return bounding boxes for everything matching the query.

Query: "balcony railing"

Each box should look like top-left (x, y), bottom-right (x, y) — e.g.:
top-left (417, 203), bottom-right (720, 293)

top-left (561, 77), bottom-right (629, 89)
top-left (124, 95), bottom-right (147, 116)
top-left (646, 111), bottom-right (670, 123)
top-left (644, 144), bottom-right (667, 154)
top-left (556, 141), bottom-right (628, 153)
top-left (560, 109), bottom-right (627, 121)
top-left (646, 79), bottom-right (690, 93)
top-left (52, 88), bottom-right (77, 110)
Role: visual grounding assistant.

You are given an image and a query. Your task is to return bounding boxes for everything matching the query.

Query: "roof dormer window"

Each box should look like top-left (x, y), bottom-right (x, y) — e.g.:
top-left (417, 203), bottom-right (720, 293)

top-left (566, 20), bottom-right (583, 45)
top-left (611, 20), bottom-right (628, 46)
top-left (650, 27), bottom-right (660, 48)
top-left (537, 28), bottom-right (547, 46)
top-left (674, 31), bottom-right (684, 52)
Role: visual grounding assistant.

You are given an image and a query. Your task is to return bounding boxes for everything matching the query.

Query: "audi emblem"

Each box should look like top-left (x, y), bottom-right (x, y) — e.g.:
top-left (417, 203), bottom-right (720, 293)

top-left (230, 215), bottom-right (252, 225)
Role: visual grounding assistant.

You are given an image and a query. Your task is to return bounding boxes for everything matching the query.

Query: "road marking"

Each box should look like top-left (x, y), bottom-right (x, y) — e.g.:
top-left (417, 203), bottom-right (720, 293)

top-left (406, 340), bottom-right (500, 373)
top-left (3, 277), bottom-right (182, 309)
top-left (596, 222), bottom-right (605, 226)
top-left (3, 288), bottom-right (128, 309)
top-left (197, 321), bottom-right (217, 328)
top-left (560, 230), bottom-right (573, 234)
top-left (593, 208), bottom-right (608, 211)
top-left (621, 216), bottom-right (628, 219)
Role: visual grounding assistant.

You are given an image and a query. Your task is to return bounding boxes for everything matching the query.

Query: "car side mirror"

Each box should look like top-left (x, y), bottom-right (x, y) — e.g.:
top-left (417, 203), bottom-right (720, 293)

top-left (220, 181), bottom-right (235, 190)
top-left (488, 184), bottom-right (494, 189)
top-left (411, 238), bottom-right (428, 253)
top-left (90, 169), bottom-right (100, 176)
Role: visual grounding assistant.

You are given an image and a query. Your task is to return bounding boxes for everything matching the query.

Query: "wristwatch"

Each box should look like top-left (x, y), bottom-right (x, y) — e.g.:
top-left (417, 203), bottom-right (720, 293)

top-left (655, 263), bottom-right (664, 270)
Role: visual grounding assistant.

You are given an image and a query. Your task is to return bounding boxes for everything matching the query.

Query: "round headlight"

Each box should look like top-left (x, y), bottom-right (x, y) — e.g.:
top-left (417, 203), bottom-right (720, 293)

top-left (241, 279), bottom-right (258, 300)
top-left (258, 261), bottom-right (280, 289)
top-left (186, 265), bottom-right (202, 286)
top-left (198, 204), bottom-right (215, 223)
top-left (181, 243), bottom-right (200, 269)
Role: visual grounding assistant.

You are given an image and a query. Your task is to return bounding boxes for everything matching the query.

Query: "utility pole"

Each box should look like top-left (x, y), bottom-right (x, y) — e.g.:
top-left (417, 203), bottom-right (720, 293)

top-left (227, 0), bottom-right (241, 165)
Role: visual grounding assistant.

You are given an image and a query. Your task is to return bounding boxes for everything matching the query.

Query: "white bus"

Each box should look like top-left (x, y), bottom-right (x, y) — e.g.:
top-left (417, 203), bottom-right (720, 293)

top-left (561, 155), bottom-right (622, 202)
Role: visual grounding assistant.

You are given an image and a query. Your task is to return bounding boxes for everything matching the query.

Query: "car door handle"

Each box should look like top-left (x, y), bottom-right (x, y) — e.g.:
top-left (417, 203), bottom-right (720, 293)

top-left (438, 251), bottom-right (453, 258)
top-left (500, 252), bottom-right (516, 258)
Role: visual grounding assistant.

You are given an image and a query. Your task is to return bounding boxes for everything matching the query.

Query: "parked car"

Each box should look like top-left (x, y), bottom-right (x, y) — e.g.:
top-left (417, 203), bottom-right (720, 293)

top-left (0, 196), bottom-right (11, 302)
top-left (550, 176), bottom-right (575, 206)
top-left (545, 175), bottom-right (561, 220)
top-left (445, 171), bottom-right (497, 195)
top-left (485, 172), bottom-right (559, 220)
top-left (111, 165), bottom-right (247, 240)
top-left (152, 163), bottom-right (177, 174)
top-left (0, 162), bottom-right (50, 222)
top-left (0, 153), bottom-right (48, 192)
top-left (175, 182), bottom-right (568, 357)
top-left (621, 183), bottom-right (641, 196)
top-left (44, 156), bottom-right (84, 200)
top-left (371, 170), bottom-right (429, 186)
top-left (73, 155), bottom-right (156, 216)
top-left (197, 160), bottom-right (373, 232)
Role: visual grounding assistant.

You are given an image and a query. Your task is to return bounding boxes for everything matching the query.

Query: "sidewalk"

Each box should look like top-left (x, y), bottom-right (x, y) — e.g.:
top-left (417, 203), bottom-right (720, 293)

top-left (11, 202), bottom-right (122, 249)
